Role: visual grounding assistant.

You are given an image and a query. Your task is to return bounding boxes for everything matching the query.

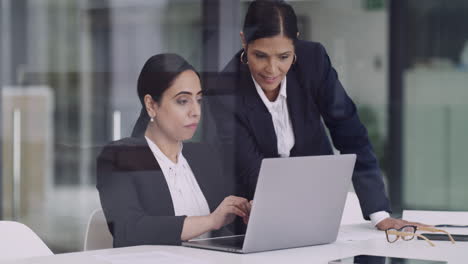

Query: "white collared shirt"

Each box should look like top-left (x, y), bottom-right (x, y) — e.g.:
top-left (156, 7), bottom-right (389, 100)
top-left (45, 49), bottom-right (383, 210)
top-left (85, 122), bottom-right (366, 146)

top-left (251, 76), bottom-right (389, 226)
top-left (252, 76), bottom-right (295, 157)
top-left (145, 136), bottom-right (210, 218)
top-left (370, 211), bottom-right (390, 226)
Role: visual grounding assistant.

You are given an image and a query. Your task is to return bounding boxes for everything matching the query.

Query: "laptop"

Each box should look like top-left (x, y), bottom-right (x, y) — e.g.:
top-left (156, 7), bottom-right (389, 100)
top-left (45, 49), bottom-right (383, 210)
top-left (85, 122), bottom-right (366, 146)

top-left (182, 154), bottom-right (356, 253)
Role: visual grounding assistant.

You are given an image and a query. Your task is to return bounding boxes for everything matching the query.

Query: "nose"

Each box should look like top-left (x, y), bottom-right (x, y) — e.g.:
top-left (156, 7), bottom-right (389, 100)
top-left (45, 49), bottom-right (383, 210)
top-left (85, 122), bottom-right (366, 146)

top-left (265, 58), bottom-right (278, 75)
top-left (190, 100), bottom-right (201, 118)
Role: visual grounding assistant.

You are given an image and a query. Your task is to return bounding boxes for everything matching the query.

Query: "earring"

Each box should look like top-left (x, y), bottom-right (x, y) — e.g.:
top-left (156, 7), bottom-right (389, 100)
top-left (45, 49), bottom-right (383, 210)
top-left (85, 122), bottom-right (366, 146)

top-left (150, 116), bottom-right (154, 122)
top-left (240, 50), bottom-right (248, 64)
top-left (292, 54), bottom-right (297, 64)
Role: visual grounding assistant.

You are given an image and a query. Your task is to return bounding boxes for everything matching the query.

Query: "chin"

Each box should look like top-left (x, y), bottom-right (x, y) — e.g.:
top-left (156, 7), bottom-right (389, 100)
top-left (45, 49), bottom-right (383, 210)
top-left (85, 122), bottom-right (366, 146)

top-left (180, 133), bottom-right (195, 142)
top-left (262, 83), bottom-right (281, 92)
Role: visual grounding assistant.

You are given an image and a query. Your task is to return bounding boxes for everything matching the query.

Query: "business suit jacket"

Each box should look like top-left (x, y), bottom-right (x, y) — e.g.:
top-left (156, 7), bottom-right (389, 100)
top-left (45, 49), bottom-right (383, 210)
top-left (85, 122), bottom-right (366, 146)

top-left (207, 40), bottom-right (391, 219)
top-left (96, 137), bottom-right (234, 247)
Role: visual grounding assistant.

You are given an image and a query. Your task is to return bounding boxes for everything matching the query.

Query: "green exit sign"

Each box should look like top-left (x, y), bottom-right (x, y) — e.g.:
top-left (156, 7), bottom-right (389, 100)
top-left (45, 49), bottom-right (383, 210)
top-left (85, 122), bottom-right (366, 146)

top-left (364, 0), bottom-right (385, 11)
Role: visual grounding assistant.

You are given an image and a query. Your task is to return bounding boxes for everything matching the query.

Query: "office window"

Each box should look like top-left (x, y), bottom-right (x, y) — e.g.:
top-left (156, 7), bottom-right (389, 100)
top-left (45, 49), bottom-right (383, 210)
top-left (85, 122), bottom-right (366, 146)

top-left (288, 0), bottom-right (390, 188)
top-left (1, 0), bottom-right (206, 253)
top-left (3, 0), bottom-right (465, 254)
top-left (402, 0), bottom-right (468, 210)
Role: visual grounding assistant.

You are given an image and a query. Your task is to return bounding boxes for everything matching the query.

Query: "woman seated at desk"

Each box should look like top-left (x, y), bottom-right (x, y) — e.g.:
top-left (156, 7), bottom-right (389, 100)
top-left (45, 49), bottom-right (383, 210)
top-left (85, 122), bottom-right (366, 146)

top-left (97, 54), bottom-right (251, 247)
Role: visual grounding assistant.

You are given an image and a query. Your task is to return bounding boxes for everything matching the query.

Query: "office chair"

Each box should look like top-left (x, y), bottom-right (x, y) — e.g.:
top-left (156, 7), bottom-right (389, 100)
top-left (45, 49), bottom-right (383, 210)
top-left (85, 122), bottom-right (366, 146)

top-left (0, 221), bottom-right (53, 261)
top-left (83, 208), bottom-right (113, 251)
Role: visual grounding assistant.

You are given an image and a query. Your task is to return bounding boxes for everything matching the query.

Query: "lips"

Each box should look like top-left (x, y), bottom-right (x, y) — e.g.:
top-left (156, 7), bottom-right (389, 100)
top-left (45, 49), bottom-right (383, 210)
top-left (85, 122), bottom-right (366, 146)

top-left (185, 123), bottom-right (198, 130)
top-left (259, 74), bottom-right (279, 84)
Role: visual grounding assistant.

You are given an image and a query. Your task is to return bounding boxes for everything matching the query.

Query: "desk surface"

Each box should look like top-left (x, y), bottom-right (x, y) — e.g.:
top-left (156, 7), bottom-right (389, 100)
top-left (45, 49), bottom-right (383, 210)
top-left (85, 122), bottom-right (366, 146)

top-left (5, 224), bottom-right (466, 264)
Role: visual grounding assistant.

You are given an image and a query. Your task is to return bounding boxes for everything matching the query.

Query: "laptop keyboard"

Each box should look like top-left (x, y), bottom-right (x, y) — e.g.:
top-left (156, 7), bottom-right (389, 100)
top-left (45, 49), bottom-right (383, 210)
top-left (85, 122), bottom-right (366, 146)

top-left (212, 235), bottom-right (245, 248)
top-left (195, 235), bottom-right (245, 249)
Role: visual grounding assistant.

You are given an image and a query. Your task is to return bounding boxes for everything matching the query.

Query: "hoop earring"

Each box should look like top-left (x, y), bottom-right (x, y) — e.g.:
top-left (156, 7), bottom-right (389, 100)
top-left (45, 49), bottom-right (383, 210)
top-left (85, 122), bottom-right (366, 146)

top-left (240, 50), bottom-right (248, 64)
top-left (292, 54), bottom-right (297, 64)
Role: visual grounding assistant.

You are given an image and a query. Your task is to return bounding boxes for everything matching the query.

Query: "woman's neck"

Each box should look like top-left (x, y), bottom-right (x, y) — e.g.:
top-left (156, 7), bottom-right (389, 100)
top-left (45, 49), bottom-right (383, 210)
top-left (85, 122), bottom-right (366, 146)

top-left (264, 88), bottom-right (280, 102)
top-left (144, 125), bottom-right (180, 163)
top-left (263, 84), bottom-right (281, 102)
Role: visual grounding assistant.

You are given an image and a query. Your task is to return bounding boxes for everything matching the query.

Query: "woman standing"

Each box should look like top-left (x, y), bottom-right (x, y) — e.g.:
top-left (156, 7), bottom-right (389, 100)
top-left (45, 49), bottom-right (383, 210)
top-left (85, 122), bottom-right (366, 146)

top-left (208, 0), bottom-right (421, 231)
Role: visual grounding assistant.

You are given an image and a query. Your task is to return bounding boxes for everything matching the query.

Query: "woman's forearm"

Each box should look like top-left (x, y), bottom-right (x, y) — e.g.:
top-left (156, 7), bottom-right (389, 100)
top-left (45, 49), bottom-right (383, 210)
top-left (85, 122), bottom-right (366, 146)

top-left (180, 215), bottom-right (214, 241)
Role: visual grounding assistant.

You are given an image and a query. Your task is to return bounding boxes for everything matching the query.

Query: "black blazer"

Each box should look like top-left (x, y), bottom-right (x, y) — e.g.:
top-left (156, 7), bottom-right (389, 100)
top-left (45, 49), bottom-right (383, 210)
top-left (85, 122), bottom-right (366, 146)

top-left (96, 137), bottom-right (235, 247)
top-left (207, 40), bottom-right (391, 219)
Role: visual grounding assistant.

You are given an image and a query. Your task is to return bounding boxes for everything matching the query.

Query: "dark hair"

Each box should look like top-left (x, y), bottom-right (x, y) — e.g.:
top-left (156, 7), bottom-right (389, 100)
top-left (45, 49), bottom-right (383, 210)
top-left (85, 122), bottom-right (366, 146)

top-left (137, 53), bottom-right (199, 105)
top-left (131, 53), bottom-right (198, 138)
top-left (243, 0), bottom-right (299, 44)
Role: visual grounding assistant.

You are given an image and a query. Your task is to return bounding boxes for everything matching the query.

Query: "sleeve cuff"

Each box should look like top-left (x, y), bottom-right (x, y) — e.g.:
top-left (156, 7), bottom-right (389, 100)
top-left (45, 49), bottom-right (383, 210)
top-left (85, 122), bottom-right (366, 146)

top-left (369, 211), bottom-right (390, 226)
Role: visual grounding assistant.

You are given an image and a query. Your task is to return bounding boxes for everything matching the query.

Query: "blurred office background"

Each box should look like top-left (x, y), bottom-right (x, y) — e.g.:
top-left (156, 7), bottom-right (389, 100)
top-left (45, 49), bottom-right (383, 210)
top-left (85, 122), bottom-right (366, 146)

top-left (1, 0), bottom-right (467, 253)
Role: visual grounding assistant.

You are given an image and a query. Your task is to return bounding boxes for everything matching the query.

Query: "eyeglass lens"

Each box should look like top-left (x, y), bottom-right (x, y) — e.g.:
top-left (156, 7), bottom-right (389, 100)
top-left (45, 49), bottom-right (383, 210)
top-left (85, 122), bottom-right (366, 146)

top-left (401, 226), bottom-right (416, 241)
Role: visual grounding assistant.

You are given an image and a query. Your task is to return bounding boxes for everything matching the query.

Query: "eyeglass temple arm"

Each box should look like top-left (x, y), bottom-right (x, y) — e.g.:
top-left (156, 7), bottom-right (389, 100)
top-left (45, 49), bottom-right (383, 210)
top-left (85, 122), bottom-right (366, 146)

top-left (387, 230), bottom-right (435, 247)
top-left (418, 227), bottom-right (456, 244)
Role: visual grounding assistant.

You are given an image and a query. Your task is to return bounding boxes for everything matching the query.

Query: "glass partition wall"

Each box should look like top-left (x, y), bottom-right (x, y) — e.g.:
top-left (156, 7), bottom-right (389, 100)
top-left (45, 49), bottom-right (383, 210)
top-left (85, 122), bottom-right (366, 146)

top-left (288, 0), bottom-right (390, 193)
top-left (1, 0), bottom-right (205, 252)
top-left (402, 0), bottom-right (468, 211)
top-left (2, 0), bottom-right (467, 253)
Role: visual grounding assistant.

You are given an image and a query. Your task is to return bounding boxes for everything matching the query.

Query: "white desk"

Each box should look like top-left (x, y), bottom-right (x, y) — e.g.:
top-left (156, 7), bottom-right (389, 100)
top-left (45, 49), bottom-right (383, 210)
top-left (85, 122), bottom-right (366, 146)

top-left (5, 224), bottom-right (466, 264)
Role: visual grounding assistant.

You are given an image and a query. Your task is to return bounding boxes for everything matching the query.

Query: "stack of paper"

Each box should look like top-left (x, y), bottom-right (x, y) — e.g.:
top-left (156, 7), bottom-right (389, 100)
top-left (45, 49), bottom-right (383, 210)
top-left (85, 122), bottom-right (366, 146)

top-left (403, 210), bottom-right (468, 235)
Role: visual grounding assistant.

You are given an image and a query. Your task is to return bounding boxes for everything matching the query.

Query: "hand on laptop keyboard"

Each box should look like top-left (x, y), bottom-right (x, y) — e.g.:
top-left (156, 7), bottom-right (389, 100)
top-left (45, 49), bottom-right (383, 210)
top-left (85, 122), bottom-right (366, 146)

top-left (209, 196), bottom-right (252, 230)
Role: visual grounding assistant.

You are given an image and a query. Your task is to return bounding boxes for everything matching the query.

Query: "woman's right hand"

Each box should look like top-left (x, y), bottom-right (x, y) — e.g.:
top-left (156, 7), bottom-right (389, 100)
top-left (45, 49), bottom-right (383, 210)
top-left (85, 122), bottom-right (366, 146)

top-left (209, 196), bottom-right (251, 230)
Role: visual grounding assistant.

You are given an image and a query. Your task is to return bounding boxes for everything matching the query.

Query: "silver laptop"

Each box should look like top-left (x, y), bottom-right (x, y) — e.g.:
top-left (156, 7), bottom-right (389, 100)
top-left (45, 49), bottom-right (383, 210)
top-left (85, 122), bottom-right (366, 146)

top-left (182, 154), bottom-right (356, 253)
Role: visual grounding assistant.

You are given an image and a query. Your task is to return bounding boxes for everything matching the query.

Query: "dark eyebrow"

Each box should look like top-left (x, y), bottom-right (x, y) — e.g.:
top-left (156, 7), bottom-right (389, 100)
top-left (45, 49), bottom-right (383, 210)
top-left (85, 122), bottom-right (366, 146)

top-left (172, 90), bottom-right (203, 98)
top-left (253, 50), bottom-right (268, 55)
top-left (253, 50), bottom-right (293, 56)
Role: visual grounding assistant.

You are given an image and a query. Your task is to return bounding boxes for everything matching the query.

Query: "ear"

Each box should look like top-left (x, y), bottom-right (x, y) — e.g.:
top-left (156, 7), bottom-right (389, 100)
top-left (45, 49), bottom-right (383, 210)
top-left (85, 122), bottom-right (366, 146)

top-left (144, 94), bottom-right (157, 119)
top-left (240, 31), bottom-right (247, 50)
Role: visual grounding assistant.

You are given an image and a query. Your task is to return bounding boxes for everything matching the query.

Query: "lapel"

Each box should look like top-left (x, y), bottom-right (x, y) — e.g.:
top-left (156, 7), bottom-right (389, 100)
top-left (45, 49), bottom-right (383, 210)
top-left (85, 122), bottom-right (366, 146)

top-left (183, 144), bottom-right (218, 212)
top-left (116, 144), bottom-right (161, 171)
top-left (239, 64), bottom-right (278, 157)
top-left (117, 137), bottom-right (176, 215)
top-left (185, 143), bottom-right (235, 213)
top-left (238, 64), bottom-right (308, 157)
top-left (286, 68), bottom-right (307, 155)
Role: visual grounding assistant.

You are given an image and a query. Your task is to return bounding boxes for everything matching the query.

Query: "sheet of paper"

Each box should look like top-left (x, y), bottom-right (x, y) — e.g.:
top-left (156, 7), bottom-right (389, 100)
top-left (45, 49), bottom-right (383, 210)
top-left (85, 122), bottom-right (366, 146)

top-left (337, 223), bottom-right (384, 242)
top-left (403, 210), bottom-right (468, 226)
top-left (94, 251), bottom-right (207, 264)
top-left (403, 210), bottom-right (468, 235)
top-left (440, 227), bottom-right (468, 235)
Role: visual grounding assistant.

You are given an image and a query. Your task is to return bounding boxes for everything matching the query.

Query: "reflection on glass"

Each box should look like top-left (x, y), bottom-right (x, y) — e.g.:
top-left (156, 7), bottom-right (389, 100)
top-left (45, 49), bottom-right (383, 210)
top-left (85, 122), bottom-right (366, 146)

top-left (329, 254), bottom-right (447, 264)
top-left (403, 1), bottom-right (468, 211)
top-left (1, 0), bottom-right (203, 253)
